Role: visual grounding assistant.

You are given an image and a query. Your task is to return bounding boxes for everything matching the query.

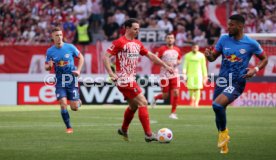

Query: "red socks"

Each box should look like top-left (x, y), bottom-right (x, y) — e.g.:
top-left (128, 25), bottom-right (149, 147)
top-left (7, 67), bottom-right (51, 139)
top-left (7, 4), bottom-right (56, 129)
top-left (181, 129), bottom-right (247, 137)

top-left (154, 94), bottom-right (163, 100)
top-left (171, 95), bottom-right (179, 113)
top-left (121, 107), bottom-right (135, 132)
top-left (138, 107), bottom-right (152, 136)
top-left (121, 106), bottom-right (152, 136)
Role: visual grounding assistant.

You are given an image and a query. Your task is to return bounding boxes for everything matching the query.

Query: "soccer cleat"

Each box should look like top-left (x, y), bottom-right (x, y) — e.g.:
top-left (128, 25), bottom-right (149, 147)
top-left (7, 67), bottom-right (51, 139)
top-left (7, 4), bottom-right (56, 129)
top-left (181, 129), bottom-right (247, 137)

top-left (150, 98), bottom-right (157, 109)
top-left (169, 113), bottom-right (178, 120)
top-left (217, 128), bottom-right (230, 148)
top-left (66, 128), bottom-right (73, 134)
top-left (117, 128), bottom-right (129, 141)
top-left (220, 142), bottom-right (229, 154)
top-left (145, 133), bottom-right (158, 142)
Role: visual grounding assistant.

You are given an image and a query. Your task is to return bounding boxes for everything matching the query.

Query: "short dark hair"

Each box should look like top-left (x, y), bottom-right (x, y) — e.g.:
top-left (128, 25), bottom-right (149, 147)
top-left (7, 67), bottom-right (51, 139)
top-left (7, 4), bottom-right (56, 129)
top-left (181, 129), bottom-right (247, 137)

top-left (229, 14), bottom-right (245, 24)
top-left (166, 32), bottom-right (174, 37)
top-left (51, 26), bottom-right (62, 33)
top-left (124, 18), bottom-right (139, 28)
top-left (191, 42), bottom-right (198, 46)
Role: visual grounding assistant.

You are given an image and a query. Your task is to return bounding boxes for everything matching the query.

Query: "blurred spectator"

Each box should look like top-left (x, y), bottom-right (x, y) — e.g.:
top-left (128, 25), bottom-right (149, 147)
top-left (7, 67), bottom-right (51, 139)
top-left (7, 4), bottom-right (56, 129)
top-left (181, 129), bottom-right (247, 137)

top-left (74, 18), bottom-right (92, 48)
top-left (193, 27), bottom-right (207, 47)
top-left (206, 22), bottom-right (221, 45)
top-left (63, 14), bottom-right (76, 43)
top-left (147, 18), bottom-right (159, 29)
top-left (175, 24), bottom-right (188, 47)
top-left (74, 18), bottom-right (92, 73)
top-left (157, 15), bottom-right (173, 32)
top-left (88, 0), bottom-right (102, 33)
top-left (127, 6), bottom-right (137, 18)
top-left (1, 0), bottom-right (275, 45)
top-left (73, 0), bottom-right (90, 22)
top-left (114, 9), bottom-right (126, 26)
top-left (103, 16), bottom-right (119, 41)
top-left (258, 16), bottom-right (273, 33)
top-left (244, 13), bottom-right (257, 33)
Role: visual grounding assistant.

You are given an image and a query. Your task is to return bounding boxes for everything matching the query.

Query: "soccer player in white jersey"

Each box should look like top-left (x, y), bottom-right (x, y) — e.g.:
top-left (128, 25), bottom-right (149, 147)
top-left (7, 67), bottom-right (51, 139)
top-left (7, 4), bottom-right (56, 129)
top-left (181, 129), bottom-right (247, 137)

top-left (151, 33), bottom-right (182, 119)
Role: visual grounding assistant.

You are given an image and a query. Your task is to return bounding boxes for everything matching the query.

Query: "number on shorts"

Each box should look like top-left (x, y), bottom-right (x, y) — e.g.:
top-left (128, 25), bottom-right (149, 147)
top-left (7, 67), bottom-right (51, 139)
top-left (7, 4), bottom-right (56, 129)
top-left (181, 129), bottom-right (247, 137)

top-left (73, 89), bottom-right (78, 98)
top-left (223, 86), bottom-right (235, 94)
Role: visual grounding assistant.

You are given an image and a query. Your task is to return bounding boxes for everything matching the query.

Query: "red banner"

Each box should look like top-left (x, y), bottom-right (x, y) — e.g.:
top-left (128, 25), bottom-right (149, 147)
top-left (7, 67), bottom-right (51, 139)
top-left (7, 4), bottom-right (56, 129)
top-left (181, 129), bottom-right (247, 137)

top-left (18, 82), bottom-right (58, 105)
top-left (0, 44), bottom-right (275, 76)
top-left (17, 82), bottom-right (276, 106)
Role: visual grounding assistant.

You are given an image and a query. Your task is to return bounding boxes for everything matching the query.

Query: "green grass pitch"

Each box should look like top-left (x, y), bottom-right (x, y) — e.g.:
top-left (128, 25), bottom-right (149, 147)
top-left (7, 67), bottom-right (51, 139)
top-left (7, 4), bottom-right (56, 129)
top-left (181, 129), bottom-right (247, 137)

top-left (0, 105), bottom-right (275, 160)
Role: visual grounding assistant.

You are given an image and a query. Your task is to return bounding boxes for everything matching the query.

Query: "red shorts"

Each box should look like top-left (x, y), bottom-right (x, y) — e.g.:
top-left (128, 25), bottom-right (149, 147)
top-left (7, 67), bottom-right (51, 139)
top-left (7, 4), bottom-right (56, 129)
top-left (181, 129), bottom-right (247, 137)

top-left (159, 77), bottom-right (179, 93)
top-left (117, 81), bottom-right (142, 100)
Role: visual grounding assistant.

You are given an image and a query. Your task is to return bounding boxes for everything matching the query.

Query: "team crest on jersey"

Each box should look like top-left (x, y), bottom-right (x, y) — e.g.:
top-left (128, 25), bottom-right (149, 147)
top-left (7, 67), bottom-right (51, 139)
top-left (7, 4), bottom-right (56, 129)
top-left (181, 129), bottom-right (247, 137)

top-left (65, 54), bottom-right (70, 58)
top-left (109, 44), bottom-right (115, 51)
top-left (239, 49), bottom-right (246, 54)
top-left (134, 88), bottom-right (137, 92)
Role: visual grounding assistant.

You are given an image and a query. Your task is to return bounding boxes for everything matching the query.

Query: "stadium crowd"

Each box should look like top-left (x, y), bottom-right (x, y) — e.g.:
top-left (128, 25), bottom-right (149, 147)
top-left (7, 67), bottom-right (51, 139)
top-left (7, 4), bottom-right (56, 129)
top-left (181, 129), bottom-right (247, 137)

top-left (0, 0), bottom-right (275, 46)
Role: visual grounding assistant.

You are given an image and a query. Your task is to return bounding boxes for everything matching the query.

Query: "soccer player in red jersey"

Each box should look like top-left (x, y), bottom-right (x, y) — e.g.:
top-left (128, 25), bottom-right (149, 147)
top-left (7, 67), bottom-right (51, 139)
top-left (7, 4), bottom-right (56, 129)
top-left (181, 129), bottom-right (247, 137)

top-left (103, 18), bottom-right (174, 142)
top-left (150, 33), bottom-right (182, 119)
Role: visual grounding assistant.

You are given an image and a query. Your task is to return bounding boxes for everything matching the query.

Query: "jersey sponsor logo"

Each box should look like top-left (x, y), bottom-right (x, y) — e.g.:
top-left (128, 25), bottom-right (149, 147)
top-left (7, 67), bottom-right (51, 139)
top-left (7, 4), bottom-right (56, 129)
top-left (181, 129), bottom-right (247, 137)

top-left (239, 49), bottom-right (246, 54)
top-left (57, 60), bottom-right (69, 67)
top-left (224, 47), bottom-right (231, 50)
top-left (224, 54), bottom-right (242, 62)
top-left (127, 53), bottom-right (139, 59)
top-left (65, 54), bottom-right (70, 58)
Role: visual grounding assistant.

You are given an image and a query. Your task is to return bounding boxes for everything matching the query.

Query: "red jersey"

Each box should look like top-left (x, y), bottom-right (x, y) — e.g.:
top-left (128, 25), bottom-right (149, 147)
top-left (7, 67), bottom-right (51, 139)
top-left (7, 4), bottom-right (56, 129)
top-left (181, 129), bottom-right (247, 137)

top-left (157, 46), bottom-right (181, 79)
top-left (107, 36), bottom-right (148, 83)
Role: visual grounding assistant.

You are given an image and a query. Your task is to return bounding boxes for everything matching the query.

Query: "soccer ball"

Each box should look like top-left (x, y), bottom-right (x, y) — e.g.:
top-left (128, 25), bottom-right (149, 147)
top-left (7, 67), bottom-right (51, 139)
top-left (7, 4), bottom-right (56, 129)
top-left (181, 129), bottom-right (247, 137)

top-left (157, 128), bottom-right (173, 143)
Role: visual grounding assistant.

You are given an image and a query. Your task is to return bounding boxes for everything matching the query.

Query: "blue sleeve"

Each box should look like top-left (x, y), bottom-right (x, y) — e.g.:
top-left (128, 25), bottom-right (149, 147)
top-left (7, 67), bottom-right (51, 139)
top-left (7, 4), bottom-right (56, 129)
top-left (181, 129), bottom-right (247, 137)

top-left (70, 44), bottom-right (80, 57)
top-left (252, 40), bottom-right (263, 55)
top-left (45, 49), bottom-right (52, 63)
top-left (215, 35), bottom-right (225, 52)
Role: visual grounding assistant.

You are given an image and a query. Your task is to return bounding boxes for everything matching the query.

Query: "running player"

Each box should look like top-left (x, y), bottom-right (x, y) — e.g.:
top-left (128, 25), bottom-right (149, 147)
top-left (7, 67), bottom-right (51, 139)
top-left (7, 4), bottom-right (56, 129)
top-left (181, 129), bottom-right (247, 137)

top-left (205, 14), bottom-right (268, 154)
top-left (45, 26), bottom-right (84, 134)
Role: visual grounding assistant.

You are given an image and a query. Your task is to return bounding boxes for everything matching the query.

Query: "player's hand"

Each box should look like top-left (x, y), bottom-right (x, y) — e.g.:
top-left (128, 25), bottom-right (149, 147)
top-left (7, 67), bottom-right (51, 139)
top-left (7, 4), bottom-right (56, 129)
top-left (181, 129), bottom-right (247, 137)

top-left (166, 63), bottom-right (174, 67)
top-left (243, 68), bottom-right (257, 79)
top-left (165, 65), bottom-right (174, 74)
top-left (204, 48), bottom-right (212, 57)
top-left (180, 74), bottom-right (187, 85)
top-left (49, 59), bottom-right (54, 68)
top-left (72, 70), bottom-right (81, 77)
top-left (46, 59), bottom-right (54, 71)
top-left (109, 73), bottom-right (118, 82)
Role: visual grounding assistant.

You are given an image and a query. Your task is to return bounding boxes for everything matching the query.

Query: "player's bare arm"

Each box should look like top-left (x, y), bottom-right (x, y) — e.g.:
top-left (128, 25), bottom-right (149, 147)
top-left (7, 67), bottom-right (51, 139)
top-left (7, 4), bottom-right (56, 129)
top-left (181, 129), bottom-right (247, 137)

top-left (243, 53), bottom-right (268, 79)
top-left (204, 48), bottom-right (221, 62)
top-left (146, 52), bottom-right (174, 73)
top-left (45, 59), bottom-right (54, 71)
top-left (103, 52), bottom-right (118, 81)
top-left (72, 53), bottom-right (84, 77)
